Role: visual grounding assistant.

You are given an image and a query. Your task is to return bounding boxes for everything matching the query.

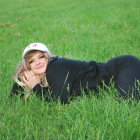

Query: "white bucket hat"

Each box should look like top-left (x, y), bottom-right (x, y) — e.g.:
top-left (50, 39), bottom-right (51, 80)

top-left (22, 42), bottom-right (51, 58)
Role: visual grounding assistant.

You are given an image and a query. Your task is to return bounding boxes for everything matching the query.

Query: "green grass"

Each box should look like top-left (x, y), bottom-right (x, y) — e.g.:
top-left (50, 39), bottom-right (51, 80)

top-left (0, 0), bottom-right (140, 139)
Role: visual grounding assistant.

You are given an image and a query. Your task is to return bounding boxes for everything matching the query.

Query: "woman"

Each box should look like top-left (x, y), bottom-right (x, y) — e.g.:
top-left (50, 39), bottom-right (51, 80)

top-left (10, 42), bottom-right (140, 103)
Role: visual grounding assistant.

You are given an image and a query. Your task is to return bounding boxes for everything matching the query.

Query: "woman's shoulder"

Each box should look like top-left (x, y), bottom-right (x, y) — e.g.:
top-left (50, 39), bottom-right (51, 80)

top-left (46, 56), bottom-right (92, 76)
top-left (48, 56), bottom-right (89, 69)
top-left (48, 56), bottom-right (61, 63)
top-left (48, 56), bottom-right (89, 65)
top-left (48, 56), bottom-right (76, 63)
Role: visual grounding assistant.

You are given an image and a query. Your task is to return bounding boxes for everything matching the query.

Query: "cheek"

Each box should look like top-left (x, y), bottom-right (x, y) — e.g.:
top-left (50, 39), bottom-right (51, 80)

top-left (45, 60), bottom-right (48, 67)
top-left (29, 64), bottom-right (35, 70)
top-left (43, 58), bottom-right (48, 65)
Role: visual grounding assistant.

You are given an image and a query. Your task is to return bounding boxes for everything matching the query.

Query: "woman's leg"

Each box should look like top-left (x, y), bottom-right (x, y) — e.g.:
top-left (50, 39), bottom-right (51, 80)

top-left (107, 55), bottom-right (140, 100)
top-left (116, 66), bottom-right (140, 100)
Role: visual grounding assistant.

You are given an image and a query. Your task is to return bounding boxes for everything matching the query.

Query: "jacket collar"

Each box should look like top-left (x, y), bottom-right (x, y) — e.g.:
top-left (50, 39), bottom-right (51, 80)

top-left (48, 56), bottom-right (61, 63)
top-left (46, 56), bottom-right (61, 72)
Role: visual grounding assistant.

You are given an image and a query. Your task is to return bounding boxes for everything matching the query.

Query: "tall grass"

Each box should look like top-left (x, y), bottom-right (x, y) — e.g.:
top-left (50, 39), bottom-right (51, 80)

top-left (0, 0), bottom-right (140, 139)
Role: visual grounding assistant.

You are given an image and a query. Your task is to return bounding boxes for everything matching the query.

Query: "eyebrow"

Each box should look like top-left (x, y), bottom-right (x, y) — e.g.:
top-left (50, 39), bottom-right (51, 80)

top-left (29, 53), bottom-right (43, 60)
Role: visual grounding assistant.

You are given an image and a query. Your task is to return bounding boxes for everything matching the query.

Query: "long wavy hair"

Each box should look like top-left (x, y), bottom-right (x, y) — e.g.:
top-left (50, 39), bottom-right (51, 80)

top-left (13, 50), bottom-right (53, 94)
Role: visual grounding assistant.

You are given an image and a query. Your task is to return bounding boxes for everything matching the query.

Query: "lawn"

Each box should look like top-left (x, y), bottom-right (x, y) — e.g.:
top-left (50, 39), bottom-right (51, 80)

top-left (0, 0), bottom-right (140, 139)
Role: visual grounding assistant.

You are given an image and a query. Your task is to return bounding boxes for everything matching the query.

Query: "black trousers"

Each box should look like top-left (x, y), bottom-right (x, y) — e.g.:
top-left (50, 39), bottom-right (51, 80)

top-left (105, 55), bottom-right (140, 100)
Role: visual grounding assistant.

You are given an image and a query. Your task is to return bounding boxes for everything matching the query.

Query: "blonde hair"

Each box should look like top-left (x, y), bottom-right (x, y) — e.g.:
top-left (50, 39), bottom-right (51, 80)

top-left (13, 51), bottom-right (52, 98)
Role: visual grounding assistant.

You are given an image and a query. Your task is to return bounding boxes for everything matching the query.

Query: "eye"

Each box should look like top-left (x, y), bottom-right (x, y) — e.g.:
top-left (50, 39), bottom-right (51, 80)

top-left (29, 60), bottom-right (34, 64)
top-left (39, 55), bottom-right (45, 59)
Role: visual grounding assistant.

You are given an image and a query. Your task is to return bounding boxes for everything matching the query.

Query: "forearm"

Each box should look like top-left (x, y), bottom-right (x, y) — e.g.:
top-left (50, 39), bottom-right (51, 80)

top-left (32, 84), bottom-right (50, 101)
top-left (10, 82), bottom-right (24, 97)
top-left (10, 82), bottom-right (48, 100)
top-left (32, 84), bottom-right (45, 96)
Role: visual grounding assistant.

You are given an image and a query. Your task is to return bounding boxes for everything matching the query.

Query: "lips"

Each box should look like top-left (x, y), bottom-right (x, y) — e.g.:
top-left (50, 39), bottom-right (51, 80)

top-left (37, 65), bottom-right (44, 69)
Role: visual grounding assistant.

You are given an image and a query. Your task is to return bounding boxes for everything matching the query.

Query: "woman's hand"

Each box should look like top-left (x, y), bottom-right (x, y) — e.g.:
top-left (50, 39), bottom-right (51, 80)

top-left (22, 70), bottom-right (40, 90)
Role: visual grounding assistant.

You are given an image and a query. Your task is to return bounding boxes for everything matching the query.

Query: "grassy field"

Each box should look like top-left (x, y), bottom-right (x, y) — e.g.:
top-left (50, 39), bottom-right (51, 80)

top-left (0, 0), bottom-right (140, 139)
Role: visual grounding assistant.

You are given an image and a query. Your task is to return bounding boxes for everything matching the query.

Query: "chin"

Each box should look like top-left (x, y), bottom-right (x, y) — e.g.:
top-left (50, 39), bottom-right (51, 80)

top-left (35, 68), bottom-right (46, 75)
top-left (36, 71), bottom-right (45, 75)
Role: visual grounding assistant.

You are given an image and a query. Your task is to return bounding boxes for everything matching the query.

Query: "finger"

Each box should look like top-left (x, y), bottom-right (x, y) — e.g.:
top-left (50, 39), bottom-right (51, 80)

top-left (22, 76), bottom-right (28, 84)
top-left (29, 70), bottom-right (34, 76)
top-left (24, 71), bottom-right (30, 80)
top-left (26, 70), bottom-right (32, 77)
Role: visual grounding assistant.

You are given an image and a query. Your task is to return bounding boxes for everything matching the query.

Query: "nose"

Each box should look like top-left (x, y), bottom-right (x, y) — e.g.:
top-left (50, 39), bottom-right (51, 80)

top-left (35, 59), bottom-right (40, 65)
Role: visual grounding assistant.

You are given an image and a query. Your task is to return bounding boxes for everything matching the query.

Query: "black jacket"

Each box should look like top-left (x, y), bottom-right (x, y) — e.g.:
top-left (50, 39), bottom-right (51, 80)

top-left (10, 57), bottom-right (110, 103)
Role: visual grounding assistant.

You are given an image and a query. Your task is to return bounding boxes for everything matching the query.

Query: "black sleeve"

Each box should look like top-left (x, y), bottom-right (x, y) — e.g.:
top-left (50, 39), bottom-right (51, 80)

top-left (32, 84), bottom-right (51, 102)
top-left (10, 82), bottom-right (24, 97)
top-left (46, 71), bottom-right (71, 104)
top-left (46, 58), bottom-right (86, 104)
top-left (10, 82), bottom-right (50, 102)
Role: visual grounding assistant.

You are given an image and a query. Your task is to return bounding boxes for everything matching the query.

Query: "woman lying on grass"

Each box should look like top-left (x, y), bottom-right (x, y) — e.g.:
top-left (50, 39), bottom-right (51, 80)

top-left (10, 42), bottom-right (140, 103)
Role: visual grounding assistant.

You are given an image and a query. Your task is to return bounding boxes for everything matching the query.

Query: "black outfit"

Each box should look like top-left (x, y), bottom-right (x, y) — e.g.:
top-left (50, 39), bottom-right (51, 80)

top-left (10, 55), bottom-right (140, 103)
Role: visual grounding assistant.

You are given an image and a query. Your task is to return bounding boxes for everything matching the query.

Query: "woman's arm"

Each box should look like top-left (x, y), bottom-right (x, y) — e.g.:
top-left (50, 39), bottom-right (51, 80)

top-left (10, 82), bottom-right (50, 101)
top-left (46, 57), bottom-right (87, 104)
top-left (10, 82), bottom-right (24, 97)
top-left (32, 84), bottom-right (51, 102)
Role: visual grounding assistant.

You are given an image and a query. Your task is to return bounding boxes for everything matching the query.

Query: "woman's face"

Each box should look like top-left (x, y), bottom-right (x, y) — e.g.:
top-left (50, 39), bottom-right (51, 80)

top-left (28, 51), bottom-right (48, 75)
